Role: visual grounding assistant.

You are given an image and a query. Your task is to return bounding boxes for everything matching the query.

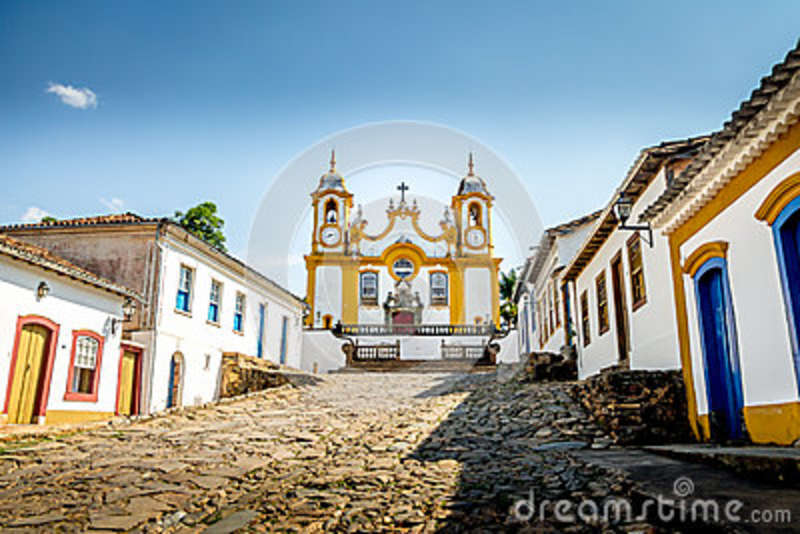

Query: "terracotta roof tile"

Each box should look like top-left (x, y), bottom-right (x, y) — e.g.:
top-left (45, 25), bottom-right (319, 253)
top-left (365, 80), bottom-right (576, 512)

top-left (0, 234), bottom-right (139, 299)
top-left (0, 212), bottom-right (161, 231)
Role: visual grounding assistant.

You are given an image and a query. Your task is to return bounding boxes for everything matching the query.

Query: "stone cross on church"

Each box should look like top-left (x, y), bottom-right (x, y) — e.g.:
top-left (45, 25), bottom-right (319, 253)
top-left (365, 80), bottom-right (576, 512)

top-left (397, 181), bottom-right (409, 203)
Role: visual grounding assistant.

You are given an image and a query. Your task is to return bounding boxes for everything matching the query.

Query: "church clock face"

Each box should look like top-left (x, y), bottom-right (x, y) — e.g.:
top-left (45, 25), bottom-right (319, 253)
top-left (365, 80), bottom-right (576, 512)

top-left (320, 226), bottom-right (341, 247)
top-left (466, 227), bottom-right (485, 248)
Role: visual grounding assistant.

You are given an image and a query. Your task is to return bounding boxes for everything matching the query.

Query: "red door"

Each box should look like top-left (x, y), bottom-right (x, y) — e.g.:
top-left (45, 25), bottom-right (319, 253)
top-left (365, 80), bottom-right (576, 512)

top-left (392, 311), bottom-right (415, 334)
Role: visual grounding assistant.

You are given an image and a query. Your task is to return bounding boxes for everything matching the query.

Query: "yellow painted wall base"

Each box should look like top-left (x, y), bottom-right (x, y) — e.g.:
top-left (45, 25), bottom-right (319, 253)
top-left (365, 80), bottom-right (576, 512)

top-left (696, 413), bottom-right (710, 441)
top-left (743, 402), bottom-right (800, 445)
top-left (44, 410), bottom-right (114, 425)
top-left (695, 402), bottom-right (800, 444)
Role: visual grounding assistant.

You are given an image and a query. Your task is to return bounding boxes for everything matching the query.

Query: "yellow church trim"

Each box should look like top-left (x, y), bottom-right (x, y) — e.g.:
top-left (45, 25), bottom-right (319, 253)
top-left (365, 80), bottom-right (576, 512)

top-left (681, 241), bottom-right (729, 278)
top-left (341, 263), bottom-right (359, 323)
top-left (667, 118), bottom-right (800, 441)
top-left (754, 171), bottom-right (800, 225)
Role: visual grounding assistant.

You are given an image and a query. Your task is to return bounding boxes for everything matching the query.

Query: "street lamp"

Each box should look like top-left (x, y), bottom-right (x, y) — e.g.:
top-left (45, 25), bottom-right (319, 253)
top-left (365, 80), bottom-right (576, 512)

top-left (112, 297), bottom-right (137, 334)
top-left (36, 281), bottom-right (50, 301)
top-left (613, 192), bottom-right (653, 247)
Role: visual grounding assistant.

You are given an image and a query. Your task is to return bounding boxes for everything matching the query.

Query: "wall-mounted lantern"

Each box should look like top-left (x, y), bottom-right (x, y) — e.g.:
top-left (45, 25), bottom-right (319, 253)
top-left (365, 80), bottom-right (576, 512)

top-left (613, 192), bottom-right (653, 247)
top-left (36, 281), bottom-right (50, 301)
top-left (112, 297), bottom-right (137, 335)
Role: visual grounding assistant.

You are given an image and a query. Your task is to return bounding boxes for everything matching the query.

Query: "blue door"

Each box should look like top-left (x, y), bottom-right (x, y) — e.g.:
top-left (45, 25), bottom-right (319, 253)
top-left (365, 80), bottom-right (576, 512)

top-left (279, 316), bottom-right (288, 365)
top-left (773, 197), bottom-right (800, 386)
top-left (694, 258), bottom-right (744, 440)
top-left (257, 304), bottom-right (265, 359)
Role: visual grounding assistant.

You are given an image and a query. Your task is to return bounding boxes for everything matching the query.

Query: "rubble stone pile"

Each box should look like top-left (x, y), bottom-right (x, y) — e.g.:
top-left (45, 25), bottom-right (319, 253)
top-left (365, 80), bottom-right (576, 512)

top-left (570, 365), bottom-right (692, 445)
top-left (523, 350), bottom-right (578, 381)
top-left (218, 352), bottom-right (288, 398)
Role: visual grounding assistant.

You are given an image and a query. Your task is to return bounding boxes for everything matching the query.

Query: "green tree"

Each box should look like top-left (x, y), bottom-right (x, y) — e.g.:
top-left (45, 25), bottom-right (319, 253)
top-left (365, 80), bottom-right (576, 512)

top-left (41, 216), bottom-right (58, 224)
top-left (499, 268), bottom-right (518, 327)
top-left (174, 202), bottom-right (226, 251)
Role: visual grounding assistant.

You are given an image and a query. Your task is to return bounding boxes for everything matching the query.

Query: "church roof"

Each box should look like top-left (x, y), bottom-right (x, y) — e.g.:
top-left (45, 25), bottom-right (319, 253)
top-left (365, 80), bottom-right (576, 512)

top-left (315, 150), bottom-right (347, 193)
top-left (457, 153), bottom-right (491, 196)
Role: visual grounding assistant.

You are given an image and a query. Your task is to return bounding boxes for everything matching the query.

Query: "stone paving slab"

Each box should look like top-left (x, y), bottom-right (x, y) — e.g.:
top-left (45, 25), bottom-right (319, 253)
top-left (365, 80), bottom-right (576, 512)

top-left (0, 370), bottom-right (734, 532)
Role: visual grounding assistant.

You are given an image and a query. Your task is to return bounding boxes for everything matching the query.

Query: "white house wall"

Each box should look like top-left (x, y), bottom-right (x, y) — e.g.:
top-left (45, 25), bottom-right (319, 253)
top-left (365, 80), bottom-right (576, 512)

top-left (0, 256), bottom-right (124, 419)
top-left (575, 168), bottom-right (680, 379)
top-left (679, 148), bottom-right (800, 414)
top-left (147, 240), bottom-right (303, 411)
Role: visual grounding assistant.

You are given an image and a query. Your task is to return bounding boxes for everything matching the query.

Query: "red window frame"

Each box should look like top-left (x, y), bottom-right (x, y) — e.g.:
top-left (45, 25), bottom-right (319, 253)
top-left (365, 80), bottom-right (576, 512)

top-left (64, 330), bottom-right (104, 402)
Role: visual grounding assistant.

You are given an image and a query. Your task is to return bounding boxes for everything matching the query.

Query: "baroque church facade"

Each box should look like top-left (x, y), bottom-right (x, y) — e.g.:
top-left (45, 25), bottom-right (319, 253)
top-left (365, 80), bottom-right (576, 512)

top-left (305, 152), bottom-right (502, 329)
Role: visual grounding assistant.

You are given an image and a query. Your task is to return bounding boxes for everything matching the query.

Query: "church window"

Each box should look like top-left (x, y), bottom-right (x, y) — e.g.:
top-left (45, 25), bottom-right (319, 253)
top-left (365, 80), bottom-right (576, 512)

top-left (325, 198), bottom-right (338, 224)
top-left (430, 272), bottom-right (448, 305)
top-left (208, 280), bottom-right (222, 324)
top-left (176, 265), bottom-right (193, 313)
top-left (392, 258), bottom-right (414, 279)
top-left (66, 331), bottom-right (103, 400)
top-left (580, 291), bottom-right (591, 347)
top-left (468, 203), bottom-right (482, 226)
top-left (234, 292), bottom-right (245, 333)
top-left (360, 272), bottom-right (378, 305)
top-left (627, 234), bottom-right (647, 310)
top-left (596, 271), bottom-right (610, 334)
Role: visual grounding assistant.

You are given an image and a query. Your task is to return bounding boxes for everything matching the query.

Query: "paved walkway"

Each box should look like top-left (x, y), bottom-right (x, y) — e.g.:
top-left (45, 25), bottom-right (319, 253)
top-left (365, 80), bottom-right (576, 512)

top-left (1, 371), bottom-right (794, 532)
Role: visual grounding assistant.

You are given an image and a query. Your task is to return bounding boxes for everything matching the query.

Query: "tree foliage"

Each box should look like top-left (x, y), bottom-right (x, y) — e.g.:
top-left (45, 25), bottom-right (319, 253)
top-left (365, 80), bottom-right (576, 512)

top-left (499, 268), bottom-right (518, 327)
top-left (41, 216), bottom-right (58, 224)
top-left (174, 202), bottom-right (227, 251)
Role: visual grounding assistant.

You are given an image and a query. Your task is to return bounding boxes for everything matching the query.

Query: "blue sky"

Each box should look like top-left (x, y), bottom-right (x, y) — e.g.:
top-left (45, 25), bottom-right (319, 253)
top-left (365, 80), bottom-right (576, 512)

top-left (2, 1), bottom-right (800, 271)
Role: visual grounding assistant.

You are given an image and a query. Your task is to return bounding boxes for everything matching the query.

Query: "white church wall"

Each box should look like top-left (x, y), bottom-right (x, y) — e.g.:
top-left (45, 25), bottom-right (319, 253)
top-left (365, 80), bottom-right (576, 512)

top-left (576, 167), bottom-right (680, 379)
top-left (678, 148), bottom-right (800, 413)
top-left (314, 265), bottom-right (342, 325)
top-left (496, 330), bottom-right (520, 363)
top-left (301, 329), bottom-right (346, 373)
top-left (0, 256), bottom-right (125, 421)
top-left (464, 267), bottom-right (492, 324)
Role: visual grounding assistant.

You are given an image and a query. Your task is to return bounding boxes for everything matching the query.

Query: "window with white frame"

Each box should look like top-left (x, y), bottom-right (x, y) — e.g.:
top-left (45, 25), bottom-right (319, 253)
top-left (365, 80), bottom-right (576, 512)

top-left (360, 271), bottom-right (378, 305)
top-left (430, 272), bottom-right (448, 305)
top-left (234, 292), bottom-right (245, 332)
top-left (72, 335), bottom-right (99, 394)
top-left (208, 280), bottom-right (222, 323)
top-left (176, 265), bottom-right (193, 312)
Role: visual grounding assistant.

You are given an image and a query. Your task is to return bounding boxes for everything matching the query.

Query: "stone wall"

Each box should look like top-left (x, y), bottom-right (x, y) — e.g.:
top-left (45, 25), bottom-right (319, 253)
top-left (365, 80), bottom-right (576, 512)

top-left (569, 365), bottom-right (692, 445)
top-left (522, 351), bottom-right (577, 381)
top-left (218, 352), bottom-right (289, 398)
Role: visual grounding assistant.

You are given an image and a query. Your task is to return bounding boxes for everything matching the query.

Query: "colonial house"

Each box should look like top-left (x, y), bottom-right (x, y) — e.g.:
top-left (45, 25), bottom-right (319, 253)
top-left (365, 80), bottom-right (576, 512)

top-left (2, 214), bottom-right (305, 414)
top-left (514, 211), bottom-right (601, 357)
top-left (0, 235), bottom-right (140, 425)
top-left (562, 136), bottom-right (709, 379)
top-left (640, 40), bottom-right (800, 445)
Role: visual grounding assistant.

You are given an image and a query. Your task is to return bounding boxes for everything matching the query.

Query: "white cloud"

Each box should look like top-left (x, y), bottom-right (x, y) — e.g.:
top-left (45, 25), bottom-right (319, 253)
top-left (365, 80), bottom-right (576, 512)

top-left (99, 197), bottom-right (124, 212)
top-left (46, 82), bottom-right (97, 109)
top-left (21, 206), bottom-right (52, 223)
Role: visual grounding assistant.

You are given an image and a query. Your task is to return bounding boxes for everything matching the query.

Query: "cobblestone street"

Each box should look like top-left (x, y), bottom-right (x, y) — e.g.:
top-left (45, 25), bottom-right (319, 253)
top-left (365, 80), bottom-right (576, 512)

top-left (2, 371), bottom-right (659, 532)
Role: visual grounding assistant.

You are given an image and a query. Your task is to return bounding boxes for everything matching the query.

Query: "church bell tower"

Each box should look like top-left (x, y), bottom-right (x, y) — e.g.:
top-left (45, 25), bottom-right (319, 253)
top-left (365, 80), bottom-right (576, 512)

top-left (311, 150), bottom-right (352, 255)
top-left (452, 153), bottom-right (493, 256)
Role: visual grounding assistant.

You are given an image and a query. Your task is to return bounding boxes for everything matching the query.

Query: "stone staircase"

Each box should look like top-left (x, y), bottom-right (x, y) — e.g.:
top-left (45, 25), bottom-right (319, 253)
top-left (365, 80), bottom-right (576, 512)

top-left (333, 358), bottom-right (495, 374)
